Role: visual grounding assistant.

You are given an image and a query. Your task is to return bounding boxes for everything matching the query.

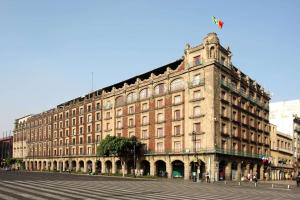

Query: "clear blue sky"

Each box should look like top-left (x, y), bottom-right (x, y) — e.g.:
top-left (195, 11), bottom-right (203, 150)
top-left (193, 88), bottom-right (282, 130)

top-left (0, 0), bottom-right (299, 134)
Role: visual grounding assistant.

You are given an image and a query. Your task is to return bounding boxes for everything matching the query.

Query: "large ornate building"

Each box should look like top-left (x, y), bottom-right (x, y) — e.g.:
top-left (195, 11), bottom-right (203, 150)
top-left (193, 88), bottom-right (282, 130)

top-left (13, 33), bottom-right (271, 181)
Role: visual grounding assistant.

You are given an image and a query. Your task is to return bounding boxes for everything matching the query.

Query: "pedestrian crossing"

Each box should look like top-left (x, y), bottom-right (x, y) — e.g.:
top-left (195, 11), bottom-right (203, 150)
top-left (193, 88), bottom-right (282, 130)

top-left (0, 178), bottom-right (298, 200)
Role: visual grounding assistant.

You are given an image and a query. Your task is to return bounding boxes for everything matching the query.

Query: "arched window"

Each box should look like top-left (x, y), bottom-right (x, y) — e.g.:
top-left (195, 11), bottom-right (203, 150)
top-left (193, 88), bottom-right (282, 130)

top-left (140, 88), bottom-right (149, 99)
top-left (193, 106), bottom-right (201, 117)
top-left (127, 92), bottom-right (137, 103)
top-left (170, 79), bottom-right (184, 91)
top-left (155, 83), bottom-right (165, 95)
top-left (115, 96), bottom-right (125, 107)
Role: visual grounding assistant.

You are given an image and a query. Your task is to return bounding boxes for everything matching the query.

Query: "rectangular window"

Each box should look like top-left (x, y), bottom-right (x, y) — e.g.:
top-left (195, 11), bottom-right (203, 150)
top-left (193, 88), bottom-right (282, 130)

top-left (142, 103), bottom-right (148, 111)
top-left (157, 142), bottom-right (164, 153)
top-left (142, 130), bottom-right (148, 139)
top-left (157, 128), bottom-right (164, 138)
top-left (193, 123), bottom-right (201, 133)
top-left (129, 106), bottom-right (134, 114)
top-left (96, 102), bottom-right (100, 110)
top-left (96, 135), bottom-right (100, 143)
top-left (193, 90), bottom-right (201, 100)
top-left (88, 115), bottom-right (92, 123)
top-left (174, 110), bottom-right (180, 120)
top-left (79, 137), bottom-right (83, 144)
top-left (174, 125), bottom-right (180, 136)
top-left (174, 95), bottom-right (182, 104)
top-left (157, 113), bottom-right (164, 122)
top-left (129, 118), bottom-right (134, 127)
top-left (117, 121), bottom-right (122, 129)
top-left (174, 141), bottom-right (181, 152)
top-left (142, 116), bottom-right (148, 125)
top-left (96, 112), bottom-right (101, 121)
top-left (87, 136), bottom-right (91, 143)
top-left (157, 99), bottom-right (163, 108)
top-left (193, 55), bottom-right (201, 66)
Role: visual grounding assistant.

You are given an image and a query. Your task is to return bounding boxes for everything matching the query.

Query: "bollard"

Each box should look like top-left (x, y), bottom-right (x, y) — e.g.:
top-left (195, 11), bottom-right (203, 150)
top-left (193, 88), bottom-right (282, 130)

top-left (272, 184), bottom-right (274, 188)
top-left (254, 183), bottom-right (257, 188)
top-left (288, 185), bottom-right (290, 190)
top-left (238, 182), bottom-right (241, 186)
top-left (225, 181), bottom-right (227, 185)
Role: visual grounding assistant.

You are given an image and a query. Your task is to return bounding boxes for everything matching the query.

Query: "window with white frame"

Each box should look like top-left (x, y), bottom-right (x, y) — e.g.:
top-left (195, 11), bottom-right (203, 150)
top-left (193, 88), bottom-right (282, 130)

top-left (174, 125), bottom-right (181, 136)
top-left (193, 106), bottom-right (201, 117)
top-left (142, 130), bottom-right (148, 139)
top-left (157, 113), bottom-right (164, 122)
top-left (142, 116), bottom-right (148, 125)
top-left (88, 114), bottom-right (92, 123)
top-left (174, 95), bottom-right (182, 104)
top-left (142, 103), bottom-right (148, 111)
top-left (116, 109), bottom-right (122, 117)
top-left (96, 124), bottom-right (101, 132)
top-left (157, 128), bottom-right (164, 138)
top-left (117, 121), bottom-right (122, 129)
top-left (174, 141), bottom-right (181, 152)
top-left (157, 142), bottom-right (164, 153)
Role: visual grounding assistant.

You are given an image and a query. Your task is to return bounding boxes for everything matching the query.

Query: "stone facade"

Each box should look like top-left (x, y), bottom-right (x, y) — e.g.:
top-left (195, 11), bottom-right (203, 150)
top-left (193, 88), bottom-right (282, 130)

top-left (270, 124), bottom-right (295, 180)
top-left (14, 33), bottom-right (271, 181)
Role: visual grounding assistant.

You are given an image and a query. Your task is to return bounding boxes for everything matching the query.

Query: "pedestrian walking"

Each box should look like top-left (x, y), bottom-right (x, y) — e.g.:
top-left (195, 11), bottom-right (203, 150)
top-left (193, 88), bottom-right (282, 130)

top-left (296, 174), bottom-right (300, 187)
top-left (206, 172), bottom-right (210, 183)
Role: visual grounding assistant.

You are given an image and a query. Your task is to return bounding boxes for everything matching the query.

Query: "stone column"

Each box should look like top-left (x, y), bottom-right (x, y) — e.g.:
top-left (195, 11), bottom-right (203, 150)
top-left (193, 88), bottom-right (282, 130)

top-left (111, 160), bottom-right (116, 174)
top-left (92, 160), bottom-right (96, 173)
top-left (237, 162), bottom-right (241, 181)
top-left (50, 161), bottom-right (54, 171)
top-left (62, 161), bottom-right (65, 172)
top-left (166, 160), bottom-right (172, 178)
top-left (101, 160), bottom-right (105, 174)
top-left (253, 164), bottom-right (258, 176)
top-left (184, 161), bottom-right (190, 180)
top-left (225, 162), bottom-right (232, 181)
top-left (150, 160), bottom-right (155, 176)
top-left (260, 164), bottom-right (264, 180)
top-left (246, 163), bottom-right (250, 177)
top-left (83, 160), bottom-right (88, 173)
top-left (76, 161), bottom-right (80, 172)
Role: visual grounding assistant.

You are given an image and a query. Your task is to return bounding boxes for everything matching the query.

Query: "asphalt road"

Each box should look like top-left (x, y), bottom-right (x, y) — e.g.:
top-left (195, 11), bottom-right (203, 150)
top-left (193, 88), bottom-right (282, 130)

top-left (0, 171), bottom-right (299, 200)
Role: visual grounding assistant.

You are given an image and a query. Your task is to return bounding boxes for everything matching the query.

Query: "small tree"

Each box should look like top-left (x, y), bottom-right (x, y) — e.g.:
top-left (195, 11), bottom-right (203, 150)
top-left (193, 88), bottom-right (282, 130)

top-left (97, 135), bottom-right (143, 177)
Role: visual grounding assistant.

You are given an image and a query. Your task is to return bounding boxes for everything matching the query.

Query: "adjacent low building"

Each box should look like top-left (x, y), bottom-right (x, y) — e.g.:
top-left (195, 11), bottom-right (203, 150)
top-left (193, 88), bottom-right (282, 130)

top-left (14, 33), bottom-right (271, 181)
top-left (270, 124), bottom-right (294, 180)
top-left (270, 100), bottom-right (300, 175)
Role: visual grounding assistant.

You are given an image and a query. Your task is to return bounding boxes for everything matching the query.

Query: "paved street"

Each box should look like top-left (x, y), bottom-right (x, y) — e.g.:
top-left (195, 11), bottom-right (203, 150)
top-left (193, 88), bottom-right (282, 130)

top-left (0, 171), bottom-right (299, 200)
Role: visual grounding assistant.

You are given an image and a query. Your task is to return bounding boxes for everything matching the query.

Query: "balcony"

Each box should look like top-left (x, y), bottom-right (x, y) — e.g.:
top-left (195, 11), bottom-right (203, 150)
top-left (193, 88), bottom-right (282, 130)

top-left (188, 79), bottom-right (205, 88)
top-left (144, 148), bottom-right (269, 159)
